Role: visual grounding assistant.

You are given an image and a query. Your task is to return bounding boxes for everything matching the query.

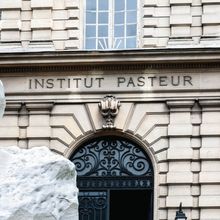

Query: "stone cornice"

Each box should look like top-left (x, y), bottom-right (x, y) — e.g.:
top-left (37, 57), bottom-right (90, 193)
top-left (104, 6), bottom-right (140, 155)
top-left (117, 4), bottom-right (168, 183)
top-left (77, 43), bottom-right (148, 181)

top-left (0, 48), bottom-right (220, 74)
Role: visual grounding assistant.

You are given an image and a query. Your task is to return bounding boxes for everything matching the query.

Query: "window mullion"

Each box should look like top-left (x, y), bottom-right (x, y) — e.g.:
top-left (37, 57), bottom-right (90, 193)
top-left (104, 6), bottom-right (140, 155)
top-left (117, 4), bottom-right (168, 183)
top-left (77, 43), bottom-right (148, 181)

top-left (109, 0), bottom-right (113, 49)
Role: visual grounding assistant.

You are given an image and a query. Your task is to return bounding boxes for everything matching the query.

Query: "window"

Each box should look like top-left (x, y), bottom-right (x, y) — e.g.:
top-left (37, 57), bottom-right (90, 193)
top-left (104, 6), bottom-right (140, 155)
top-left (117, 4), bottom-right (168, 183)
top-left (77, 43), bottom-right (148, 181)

top-left (85, 0), bottom-right (137, 50)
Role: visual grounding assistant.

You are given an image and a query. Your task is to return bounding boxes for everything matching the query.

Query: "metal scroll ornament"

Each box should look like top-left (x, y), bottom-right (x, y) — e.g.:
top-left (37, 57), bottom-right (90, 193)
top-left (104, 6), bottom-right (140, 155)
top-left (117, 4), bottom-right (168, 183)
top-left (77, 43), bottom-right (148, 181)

top-left (99, 95), bottom-right (121, 129)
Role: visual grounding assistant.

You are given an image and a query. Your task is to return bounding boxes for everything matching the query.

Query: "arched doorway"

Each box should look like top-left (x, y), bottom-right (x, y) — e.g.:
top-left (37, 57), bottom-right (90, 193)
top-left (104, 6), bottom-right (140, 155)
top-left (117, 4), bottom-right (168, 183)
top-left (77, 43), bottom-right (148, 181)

top-left (70, 135), bottom-right (154, 220)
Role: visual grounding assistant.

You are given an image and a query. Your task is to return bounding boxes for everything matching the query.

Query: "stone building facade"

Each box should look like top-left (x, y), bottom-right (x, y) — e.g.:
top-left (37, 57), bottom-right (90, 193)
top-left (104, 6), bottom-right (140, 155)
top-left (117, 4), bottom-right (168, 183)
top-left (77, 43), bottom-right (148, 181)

top-left (1, 1), bottom-right (220, 220)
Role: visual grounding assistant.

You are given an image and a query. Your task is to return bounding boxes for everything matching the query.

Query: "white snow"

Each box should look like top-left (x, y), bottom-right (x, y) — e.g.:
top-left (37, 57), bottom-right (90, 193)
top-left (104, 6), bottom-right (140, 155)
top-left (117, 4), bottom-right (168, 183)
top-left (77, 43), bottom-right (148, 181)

top-left (0, 146), bottom-right (78, 220)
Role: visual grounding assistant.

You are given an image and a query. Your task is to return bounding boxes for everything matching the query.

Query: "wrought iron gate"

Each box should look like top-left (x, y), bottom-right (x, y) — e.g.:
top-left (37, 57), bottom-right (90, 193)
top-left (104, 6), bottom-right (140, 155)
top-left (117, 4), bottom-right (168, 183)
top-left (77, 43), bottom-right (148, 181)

top-left (70, 136), bottom-right (154, 220)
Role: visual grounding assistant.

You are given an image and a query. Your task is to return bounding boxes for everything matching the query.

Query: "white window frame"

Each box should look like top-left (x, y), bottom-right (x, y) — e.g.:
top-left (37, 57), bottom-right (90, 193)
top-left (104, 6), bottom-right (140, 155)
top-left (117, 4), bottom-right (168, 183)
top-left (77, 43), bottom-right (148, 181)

top-left (83, 0), bottom-right (140, 50)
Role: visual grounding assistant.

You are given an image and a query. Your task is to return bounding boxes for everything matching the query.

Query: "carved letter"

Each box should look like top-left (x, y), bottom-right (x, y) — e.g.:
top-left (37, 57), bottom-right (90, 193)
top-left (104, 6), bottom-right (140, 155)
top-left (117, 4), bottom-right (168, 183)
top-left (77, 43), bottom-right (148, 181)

top-left (117, 77), bottom-right (126, 87)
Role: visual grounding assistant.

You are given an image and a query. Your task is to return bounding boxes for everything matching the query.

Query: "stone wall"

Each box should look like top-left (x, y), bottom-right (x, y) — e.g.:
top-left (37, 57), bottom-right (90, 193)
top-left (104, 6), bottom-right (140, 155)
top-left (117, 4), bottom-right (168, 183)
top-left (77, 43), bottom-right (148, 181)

top-left (0, 98), bottom-right (220, 220)
top-left (0, 0), bottom-right (220, 50)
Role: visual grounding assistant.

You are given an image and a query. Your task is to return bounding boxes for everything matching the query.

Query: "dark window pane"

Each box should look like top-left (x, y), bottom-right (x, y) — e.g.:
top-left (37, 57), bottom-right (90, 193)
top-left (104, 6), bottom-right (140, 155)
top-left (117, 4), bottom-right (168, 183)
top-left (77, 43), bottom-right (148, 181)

top-left (127, 11), bottom-right (137, 23)
top-left (126, 37), bottom-right (136, 48)
top-left (86, 38), bottom-right (96, 49)
top-left (127, 0), bottom-right (137, 10)
top-left (126, 24), bottom-right (136, 36)
top-left (115, 0), bottom-right (125, 11)
top-left (86, 0), bottom-right (96, 11)
top-left (98, 12), bottom-right (108, 24)
top-left (98, 25), bottom-right (108, 37)
top-left (86, 25), bottom-right (96, 37)
top-left (114, 25), bottom-right (124, 37)
top-left (86, 12), bottom-right (96, 24)
top-left (114, 12), bottom-right (124, 24)
top-left (98, 0), bottom-right (108, 10)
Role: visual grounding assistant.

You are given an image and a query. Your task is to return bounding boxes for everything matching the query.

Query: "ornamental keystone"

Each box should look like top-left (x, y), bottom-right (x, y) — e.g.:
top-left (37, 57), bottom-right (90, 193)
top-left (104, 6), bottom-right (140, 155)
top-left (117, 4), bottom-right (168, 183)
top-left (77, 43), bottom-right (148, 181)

top-left (98, 95), bottom-right (120, 129)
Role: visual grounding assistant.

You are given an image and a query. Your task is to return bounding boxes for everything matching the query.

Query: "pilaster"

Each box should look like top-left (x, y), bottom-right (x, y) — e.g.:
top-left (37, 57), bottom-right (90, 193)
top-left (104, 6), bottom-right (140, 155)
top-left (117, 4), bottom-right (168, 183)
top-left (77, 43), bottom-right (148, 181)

top-left (198, 99), bottom-right (220, 220)
top-left (166, 100), bottom-right (195, 220)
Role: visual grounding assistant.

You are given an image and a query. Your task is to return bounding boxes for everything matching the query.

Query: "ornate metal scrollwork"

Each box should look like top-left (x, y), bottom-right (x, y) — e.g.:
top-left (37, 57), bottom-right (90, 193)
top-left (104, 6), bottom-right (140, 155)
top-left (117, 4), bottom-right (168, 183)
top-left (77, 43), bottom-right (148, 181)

top-left (71, 136), bottom-right (152, 178)
top-left (98, 95), bottom-right (120, 129)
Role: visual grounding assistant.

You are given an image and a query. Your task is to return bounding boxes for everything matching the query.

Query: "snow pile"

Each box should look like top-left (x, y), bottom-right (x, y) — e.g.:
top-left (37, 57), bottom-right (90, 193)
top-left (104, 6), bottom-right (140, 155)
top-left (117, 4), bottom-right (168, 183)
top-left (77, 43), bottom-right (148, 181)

top-left (0, 146), bottom-right (78, 220)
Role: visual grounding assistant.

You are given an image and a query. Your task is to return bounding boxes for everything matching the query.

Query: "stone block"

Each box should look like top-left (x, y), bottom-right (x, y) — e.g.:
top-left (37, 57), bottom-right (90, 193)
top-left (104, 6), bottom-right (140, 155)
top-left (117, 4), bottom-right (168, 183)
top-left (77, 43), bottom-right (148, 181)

top-left (143, 0), bottom-right (157, 6)
top-left (143, 17), bottom-right (157, 27)
top-left (27, 127), bottom-right (51, 138)
top-left (22, 1), bottom-right (31, 11)
top-left (51, 105), bottom-right (93, 133)
top-left (202, 137), bottom-right (220, 148)
top-left (167, 172), bottom-right (193, 183)
top-left (170, 0), bottom-right (192, 4)
top-left (21, 31), bottom-right (31, 41)
top-left (52, 30), bottom-right (68, 40)
top-left (31, 19), bottom-right (53, 29)
top-left (155, 7), bottom-right (170, 16)
top-left (28, 140), bottom-right (50, 148)
top-left (201, 185), bottom-right (220, 195)
top-left (168, 124), bottom-right (192, 136)
top-left (191, 161), bottom-right (201, 172)
top-left (33, 10), bottom-right (52, 19)
top-left (170, 15), bottom-right (192, 25)
top-left (202, 112), bottom-right (220, 123)
top-left (167, 147), bottom-right (193, 160)
top-left (51, 128), bottom-right (73, 145)
top-left (64, 39), bottom-right (80, 49)
top-left (53, 41), bottom-right (65, 50)
top-left (201, 123), bottom-right (220, 135)
top-left (170, 137), bottom-right (191, 148)
top-left (159, 186), bottom-right (168, 196)
top-left (200, 209), bottom-right (220, 220)
top-left (65, 20), bottom-right (80, 29)
top-left (145, 126), bottom-right (167, 145)
top-left (155, 28), bottom-right (170, 37)
top-left (202, 0), bottom-right (220, 3)
top-left (171, 26), bottom-right (191, 36)
top-left (53, 21), bottom-right (66, 30)
top-left (53, 10), bottom-right (68, 20)
top-left (166, 196), bottom-right (193, 207)
top-left (169, 161), bottom-right (191, 171)
top-left (200, 147), bottom-right (220, 159)
top-left (29, 115), bottom-right (49, 126)
top-left (0, 0), bottom-right (22, 9)
top-left (50, 115), bottom-right (82, 138)
top-left (53, 0), bottom-right (65, 9)
top-left (168, 185), bottom-right (191, 195)
top-left (0, 140), bottom-right (18, 147)
top-left (171, 6), bottom-right (191, 14)
top-left (150, 138), bottom-right (168, 153)
top-left (201, 161), bottom-right (220, 171)
top-left (200, 172), bottom-right (220, 183)
top-left (202, 14), bottom-right (220, 24)
top-left (50, 140), bottom-right (68, 154)
top-left (68, 29), bottom-right (80, 39)
top-left (68, 9), bottom-right (80, 19)
top-left (0, 127), bottom-right (19, 138)
top-left (31, 0), bottom-right (53, 8)
top-left (21, 12), bottom-right (32, 21)
top-left (32, 30), bottom-right (52, 40)
top-left (199, 196), bottom-right (220, 207)
top-left (65, 0), bottom-right (79, 9)
top-left (21, 21), bottom-right (31, 31)
top-left (191, 6), bottom-right (202, 16)
top-left (191, 185), bottom-right (200, 196)
top-left (203, 25), bottom-right (220, 36)
top-left (0, 20), bottom-right (21, 30)
top-left (1, 31), bottom-right (20, 42)
top-left (203, 4), bottom-right (220, 13)
top-left (191, 137), bottom-right (201, 148)
top-left (0, 116), bottom-right (18, 126)
top-left (1, 10), bottom-right (21, 19)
